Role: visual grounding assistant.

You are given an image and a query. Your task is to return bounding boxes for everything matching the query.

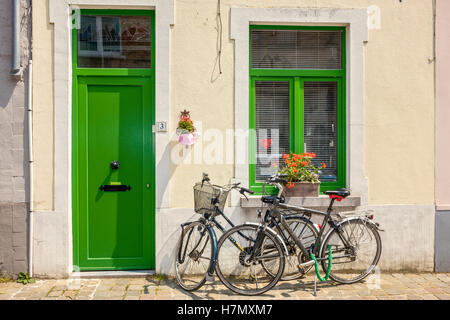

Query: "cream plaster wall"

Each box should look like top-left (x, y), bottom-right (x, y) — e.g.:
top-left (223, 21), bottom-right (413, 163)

top-left (32, 0), bottom-right (435, 210)
top-left (32, 0), bottom-right (54, 211)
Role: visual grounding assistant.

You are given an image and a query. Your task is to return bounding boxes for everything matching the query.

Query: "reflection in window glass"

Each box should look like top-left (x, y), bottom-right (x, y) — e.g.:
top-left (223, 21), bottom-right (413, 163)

top-left (251, 29), bottom-right (342, 70)
top-left (304, 82), bottom-right (338, 182)
top-left (255, 81), bottom-right (290, 182)
top-left (78, 15), bottom-right (151, 69)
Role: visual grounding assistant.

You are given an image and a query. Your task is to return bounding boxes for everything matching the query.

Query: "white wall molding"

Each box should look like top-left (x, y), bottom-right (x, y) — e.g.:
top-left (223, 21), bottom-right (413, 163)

top-left (40, 0), bottom-right (174, 276)
top-left (229, 7), bottom-right (368, 206)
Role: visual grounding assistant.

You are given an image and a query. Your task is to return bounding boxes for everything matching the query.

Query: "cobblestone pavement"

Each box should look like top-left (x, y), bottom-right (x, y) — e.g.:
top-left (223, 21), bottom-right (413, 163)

top-left (1, 273), bottom-right (450, 300)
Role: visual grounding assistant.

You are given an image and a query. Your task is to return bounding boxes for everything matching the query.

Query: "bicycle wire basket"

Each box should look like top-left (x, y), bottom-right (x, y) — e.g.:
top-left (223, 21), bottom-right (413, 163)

top-left (193, 182), bottom-right (230, 215)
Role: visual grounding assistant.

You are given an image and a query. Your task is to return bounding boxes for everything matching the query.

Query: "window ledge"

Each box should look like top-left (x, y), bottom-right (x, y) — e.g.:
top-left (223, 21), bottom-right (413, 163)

top-left (240, 195), bottom-right (361, 208)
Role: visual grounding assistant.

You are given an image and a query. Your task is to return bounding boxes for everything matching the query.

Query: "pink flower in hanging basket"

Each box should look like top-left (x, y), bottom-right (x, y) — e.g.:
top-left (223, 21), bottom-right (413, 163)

top-left (179, 133), bottom-right (195, 146)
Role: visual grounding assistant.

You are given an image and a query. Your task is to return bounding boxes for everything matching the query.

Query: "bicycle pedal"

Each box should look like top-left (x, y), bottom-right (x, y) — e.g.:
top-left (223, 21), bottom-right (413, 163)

top-left (205, 274), bottom-right (215, 282)
top-left (297, 265), bottom-right (306, 274)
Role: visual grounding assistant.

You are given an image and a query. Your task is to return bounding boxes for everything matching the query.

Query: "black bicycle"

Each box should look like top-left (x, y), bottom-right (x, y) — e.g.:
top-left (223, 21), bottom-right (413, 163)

top-left (215, 174), bottom-right (383, 296)
top-left (174, 173), bottom-right (255, 291)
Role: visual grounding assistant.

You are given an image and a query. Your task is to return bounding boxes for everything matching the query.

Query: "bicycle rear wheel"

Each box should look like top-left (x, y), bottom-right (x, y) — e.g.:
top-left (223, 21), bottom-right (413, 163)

top-left (215, 224), bottom-right (285, 296)
top-left (319, 218), bottom-right (382, 284)
top-left (175, 221), bottom-right (213, 291)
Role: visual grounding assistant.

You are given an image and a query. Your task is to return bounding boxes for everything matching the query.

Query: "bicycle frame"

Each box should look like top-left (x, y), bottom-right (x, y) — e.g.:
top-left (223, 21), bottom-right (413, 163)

top-left (266, 197), bottom-right (356, 264)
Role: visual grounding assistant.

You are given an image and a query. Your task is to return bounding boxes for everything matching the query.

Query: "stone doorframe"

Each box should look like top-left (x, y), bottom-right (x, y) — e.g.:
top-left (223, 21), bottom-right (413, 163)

top-left (229, 7), bottom-right (369, 206)
top-left (47, 0), bottom-right (173, 275)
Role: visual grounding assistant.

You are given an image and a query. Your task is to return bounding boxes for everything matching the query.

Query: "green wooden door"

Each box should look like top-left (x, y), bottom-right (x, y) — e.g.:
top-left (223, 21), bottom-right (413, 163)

top-left (73, 10), bottom-right (155, 271)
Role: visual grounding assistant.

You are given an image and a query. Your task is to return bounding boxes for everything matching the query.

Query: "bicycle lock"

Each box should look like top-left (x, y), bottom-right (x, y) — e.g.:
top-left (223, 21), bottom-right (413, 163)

top-left (309, 245), bottom-right (333, 296)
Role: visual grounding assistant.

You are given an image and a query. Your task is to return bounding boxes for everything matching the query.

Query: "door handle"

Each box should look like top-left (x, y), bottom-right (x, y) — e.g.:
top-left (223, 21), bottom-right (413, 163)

top-left (99, 185), bottom-right (131, 192)
top-left (110, 161), bottom-right (120, 170)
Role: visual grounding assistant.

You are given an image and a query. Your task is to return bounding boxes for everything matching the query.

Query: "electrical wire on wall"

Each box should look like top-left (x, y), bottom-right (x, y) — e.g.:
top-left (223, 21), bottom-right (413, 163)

top-left (212, 0), bottom-right (223, 81)
top-left (217, 0), bottom-right (223, 75)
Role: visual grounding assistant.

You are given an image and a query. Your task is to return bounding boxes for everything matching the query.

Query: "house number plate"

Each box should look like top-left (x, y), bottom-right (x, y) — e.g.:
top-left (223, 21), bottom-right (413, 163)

top-left (154, 122), bottom-right (167, 132)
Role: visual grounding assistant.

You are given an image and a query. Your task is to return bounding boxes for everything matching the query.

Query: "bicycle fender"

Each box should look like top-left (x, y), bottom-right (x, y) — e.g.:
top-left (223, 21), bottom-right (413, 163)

top-left (244, 222), bottom-right (289, 256)
top-left (207, 226), bottom-right (218, 279)
top-left (338, 216), bottom-right (384, 232)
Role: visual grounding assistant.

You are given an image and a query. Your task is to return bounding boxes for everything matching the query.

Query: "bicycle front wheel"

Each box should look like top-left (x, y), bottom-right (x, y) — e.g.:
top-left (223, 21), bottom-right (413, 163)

top-left (264, 216), bottom-right (318, 281)
top-left (175, 221), bottom-right (213, 291)
top-left (215, 224), bottom-right (285, 296)
top-left (319, 218), bottom-right (382, 284)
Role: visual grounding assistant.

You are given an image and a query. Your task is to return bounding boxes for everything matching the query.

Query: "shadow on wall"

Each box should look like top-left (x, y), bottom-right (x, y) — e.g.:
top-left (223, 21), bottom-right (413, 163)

top-left (156, 206), bottom-right (259, 276)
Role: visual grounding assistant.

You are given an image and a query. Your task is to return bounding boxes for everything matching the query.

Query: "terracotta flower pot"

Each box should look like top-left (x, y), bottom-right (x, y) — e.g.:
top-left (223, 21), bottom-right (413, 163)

top-left (283, 182), bottom-right (321, 197)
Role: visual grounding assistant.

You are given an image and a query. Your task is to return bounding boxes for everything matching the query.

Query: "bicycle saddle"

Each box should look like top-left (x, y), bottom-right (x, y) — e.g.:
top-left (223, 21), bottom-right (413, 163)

top-left (324, 189), bottom-right (351, 198)
top-left (261, 196), bottom-right (285, 204)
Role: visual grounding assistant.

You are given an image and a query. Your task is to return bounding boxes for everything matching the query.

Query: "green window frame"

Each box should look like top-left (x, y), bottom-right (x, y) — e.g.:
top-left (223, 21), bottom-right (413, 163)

top-left (249, 25), bottom-right (347, 195)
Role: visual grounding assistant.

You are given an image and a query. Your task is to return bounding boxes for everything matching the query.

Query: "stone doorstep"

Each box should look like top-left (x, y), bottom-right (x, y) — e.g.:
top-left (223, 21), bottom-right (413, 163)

top-left (70, 270), bottom-right (155, 279)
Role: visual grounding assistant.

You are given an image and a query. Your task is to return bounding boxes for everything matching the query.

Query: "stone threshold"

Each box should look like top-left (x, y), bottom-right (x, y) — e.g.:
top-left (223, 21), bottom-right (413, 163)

top-left (70, 270), bottom-right (155, 279)
top-left (241, 195), bottom-right (362, 208)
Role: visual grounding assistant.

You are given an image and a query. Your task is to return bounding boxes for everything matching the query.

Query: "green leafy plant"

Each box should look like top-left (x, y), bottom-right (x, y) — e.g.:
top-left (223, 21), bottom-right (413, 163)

top-left (0, 263), bottom-right (12, 283)
top-left (275, 152), bottom-right (326, 188)
top-left (17, 272), bottom-right (35, 285)
top-left (0, 274), bottom-right (12, 283)
top-left (177, 109), bottom-right (195, 133)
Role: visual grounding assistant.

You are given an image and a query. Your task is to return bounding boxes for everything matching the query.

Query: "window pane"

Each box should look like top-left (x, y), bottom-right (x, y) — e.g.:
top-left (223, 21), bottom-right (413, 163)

top-left (78, 15), bottom-right (151, 68)
top-left (251, 29), bottom-right (342, 70)
top-left (304, 82), bottom-right (338, 182)
top-left (255, 81), bottom-right (290, 182)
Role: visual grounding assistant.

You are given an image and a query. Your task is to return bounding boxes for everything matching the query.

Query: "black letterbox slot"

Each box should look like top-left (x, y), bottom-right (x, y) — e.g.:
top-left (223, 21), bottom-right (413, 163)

top-left (100, 185), bottom-right (131, 192)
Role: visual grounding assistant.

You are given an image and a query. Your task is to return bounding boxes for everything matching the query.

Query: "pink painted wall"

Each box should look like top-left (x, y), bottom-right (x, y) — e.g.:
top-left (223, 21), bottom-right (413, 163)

top-left (436, 0), bottom-right (450, 210)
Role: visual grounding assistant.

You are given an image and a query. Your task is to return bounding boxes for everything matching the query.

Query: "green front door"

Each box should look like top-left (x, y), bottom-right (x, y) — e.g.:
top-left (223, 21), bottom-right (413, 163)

top-left (73, 10), bottom-right (155, 271)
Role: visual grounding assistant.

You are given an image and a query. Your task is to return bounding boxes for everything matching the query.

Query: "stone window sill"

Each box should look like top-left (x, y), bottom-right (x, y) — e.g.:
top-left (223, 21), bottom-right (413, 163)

top-left (240, 195), bottom-right (361, 208)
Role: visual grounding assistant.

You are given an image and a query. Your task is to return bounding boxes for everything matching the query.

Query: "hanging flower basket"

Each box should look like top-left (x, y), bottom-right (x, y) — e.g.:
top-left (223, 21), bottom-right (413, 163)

top-left (176, 110), bottom-right (199, 146)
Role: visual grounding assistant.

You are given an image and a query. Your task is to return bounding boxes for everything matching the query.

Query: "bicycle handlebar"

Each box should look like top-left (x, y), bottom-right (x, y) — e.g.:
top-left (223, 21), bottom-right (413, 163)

top-left (201, 173), bottom-right (254, 200)
top-left (239, 187), bottom-right (254, 195)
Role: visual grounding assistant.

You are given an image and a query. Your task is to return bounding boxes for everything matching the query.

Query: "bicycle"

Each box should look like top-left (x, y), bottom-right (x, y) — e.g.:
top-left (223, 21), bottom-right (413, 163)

top-left (175, 173), bottom-right (317, 292)
top-left (174, 173), bottom-right (255, 291)
top-left (215, 174), bottom-right (383, 296)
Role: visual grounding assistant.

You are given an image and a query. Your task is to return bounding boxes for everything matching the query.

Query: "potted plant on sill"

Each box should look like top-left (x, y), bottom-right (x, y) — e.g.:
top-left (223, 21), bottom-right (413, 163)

top-left (275, 152), bottom-right (326, 197)
top-left (176, 110), bottom-right (198, 146)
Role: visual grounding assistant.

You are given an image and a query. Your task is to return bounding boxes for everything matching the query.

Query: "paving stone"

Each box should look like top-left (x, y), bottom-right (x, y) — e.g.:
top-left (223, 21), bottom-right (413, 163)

top-left (382, 295), bottom-right (408, 300)
top-left (63, 290), bottom-right (79, 299)
top-left (407, 295), bottom-right (424, 300)
top-left (52, 285), bottom-right (68, 291)
top-left (47, 290), bottom-right (64, 297)
top-left (421, 294), bottom-right (440, 300)
top-left (0, 293), bottom-right (12, 300)
top-left (385, 288), bottom-right (409, 295)
top-left (109, 290), bottom-right (125, 298)
top-left (343, 295), bottom-right (363, 300)
top-left (425, 287), bottom-right (446, 294)
top-left (93, 291), bottom-right (109, 298)
top-left (369, 289), bottom-right (388, 296)
top-left (360, 296), bottom-right (378, 300)
top-left (127, 284), bottom-right (144, 291)
top-left (2, 273), bottom-right (450, 300)
top-left (111, 285), bottom-right (127, 291)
